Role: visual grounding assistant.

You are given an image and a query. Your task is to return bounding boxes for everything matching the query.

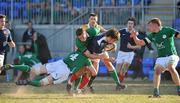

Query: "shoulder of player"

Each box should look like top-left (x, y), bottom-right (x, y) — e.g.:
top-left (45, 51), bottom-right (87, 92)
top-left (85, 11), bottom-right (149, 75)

top-left (97, 24), bottom-right (104, 29)
top-left (118, 28), bottom-right (126, 33)
top-left (81, 24), bottom-right (88, 30)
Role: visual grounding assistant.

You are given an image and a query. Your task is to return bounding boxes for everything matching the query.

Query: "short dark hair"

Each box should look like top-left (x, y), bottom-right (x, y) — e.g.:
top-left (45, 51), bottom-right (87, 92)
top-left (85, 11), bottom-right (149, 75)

top-left (105, 28), bottom-right (120, 41)
top-left (76, 28), bottom-right (83, 36)
top-left (0, 14), bottom-right (6, 19)
top-left (89, 13), bottom-right (98, 18)
top-left (127, 17), bottom-right (136, 26)
top-left (148, 18), bottom-right (161, 26)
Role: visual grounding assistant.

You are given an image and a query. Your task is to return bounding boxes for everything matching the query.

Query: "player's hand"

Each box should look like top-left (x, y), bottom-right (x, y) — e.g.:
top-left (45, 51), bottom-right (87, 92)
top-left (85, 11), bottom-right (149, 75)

top-left (127, 43), bottom-right (132, 49)
top-left (130, 31), bottom-right (137, 38)
top-left (98, 53), bottom-right (108, 60)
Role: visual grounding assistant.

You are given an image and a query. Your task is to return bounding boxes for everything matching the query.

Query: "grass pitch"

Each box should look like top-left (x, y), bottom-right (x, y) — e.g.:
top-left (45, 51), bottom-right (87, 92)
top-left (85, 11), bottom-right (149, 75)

top-left (0, 80), bottom-right (180, 103)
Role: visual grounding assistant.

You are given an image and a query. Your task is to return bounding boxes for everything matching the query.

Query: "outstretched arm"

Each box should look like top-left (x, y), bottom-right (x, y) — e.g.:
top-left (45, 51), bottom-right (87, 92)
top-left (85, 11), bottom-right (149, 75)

top-left (130, 31), bottom-right (146, 46)
top-left (83, 50), bottom-right (106, 60)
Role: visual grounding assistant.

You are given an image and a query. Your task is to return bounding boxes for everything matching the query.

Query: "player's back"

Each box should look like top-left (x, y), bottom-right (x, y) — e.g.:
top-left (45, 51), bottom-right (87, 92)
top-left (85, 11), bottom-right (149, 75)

top-left (87, 33), bottom-right (107, 54)
top-left (63, 51), bottom-right (91, 73)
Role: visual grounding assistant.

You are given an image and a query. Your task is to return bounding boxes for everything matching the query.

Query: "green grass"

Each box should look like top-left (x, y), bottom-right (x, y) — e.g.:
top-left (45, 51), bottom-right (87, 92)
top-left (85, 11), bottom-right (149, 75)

top-left (0, 80), bottom-right (180, 103)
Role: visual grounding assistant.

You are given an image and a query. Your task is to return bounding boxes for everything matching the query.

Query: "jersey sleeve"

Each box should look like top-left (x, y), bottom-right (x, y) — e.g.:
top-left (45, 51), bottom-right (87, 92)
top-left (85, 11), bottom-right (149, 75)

top-left (76, 38), bottom-right (87, 53)
top-left (166, 27), bottom-right (178, 37)
top-left (81, 24), bottom-right (88, 31)
top-left (144, 33), bottom-right (153, 44)
top-left (4, 29), bottom-right (13, 42)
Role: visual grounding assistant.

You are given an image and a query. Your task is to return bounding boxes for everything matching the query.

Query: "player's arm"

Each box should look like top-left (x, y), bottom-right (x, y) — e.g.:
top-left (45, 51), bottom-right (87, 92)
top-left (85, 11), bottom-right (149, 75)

top-left (130, 31), bottom-right (146, 46)
top-left (83, 50), bottom-right (106, 60)
top-left (127, 42), bottom-right (141, 49)
top-left (6, 29), bottom-right (15, 48)
top-left (99, 25), bottom-right (107, 32)
top-left (8, 41), bottom-right (15, 48)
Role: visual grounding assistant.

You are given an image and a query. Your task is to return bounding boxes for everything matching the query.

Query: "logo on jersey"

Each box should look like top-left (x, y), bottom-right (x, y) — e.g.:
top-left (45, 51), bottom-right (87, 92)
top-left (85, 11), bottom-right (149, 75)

top-left (162, 35), bottom-right (167, 39)
top-left (24, 54), bottom-right (33, 58)
top-left (156, 42), bottom-right (165, 49)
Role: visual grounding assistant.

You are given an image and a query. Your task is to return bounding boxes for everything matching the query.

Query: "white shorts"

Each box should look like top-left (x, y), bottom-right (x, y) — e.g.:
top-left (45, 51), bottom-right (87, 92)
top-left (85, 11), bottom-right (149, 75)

top-left (0, 54), bottom-right (4, 67)
top-left (155, 55), bottom-right (179, 70)
top-left (116, 51), bottom-right (135, 64)
top-left (45, 60), bottom-right (70, 82)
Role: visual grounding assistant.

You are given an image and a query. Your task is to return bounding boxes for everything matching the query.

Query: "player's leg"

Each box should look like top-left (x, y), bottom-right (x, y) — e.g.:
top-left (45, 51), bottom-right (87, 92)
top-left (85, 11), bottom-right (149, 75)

top-left (119, 62), bottom-right (130, 82)
top-left (28, 75), bottom-right (53, 87)
top-left (167, 55), bottom-right (180, 96)
top-left (78, 71), bottom-right (91, 90)
top-left (103, 59), bottom-right (120, 84)
top-left (150, 56), bottom-right (169, 97)
top-left (168, 64), bottom-right (180, 96)
top-left (119, 52), bottom-right (134, 84)
top-left (74, 76), bottom-right (82, 90)
top-left (152, 65), bottom-right (164, 97)
top-left (87, 59), bottom-right (99, 93)
top-left (67, 67), bottom-right (94, 94)
top-left (117, 63), bottom-right (123, 81)
top-left (116, 51), bottom-right (125, 82)
top-left (0, 54), bottom-right (4, 74)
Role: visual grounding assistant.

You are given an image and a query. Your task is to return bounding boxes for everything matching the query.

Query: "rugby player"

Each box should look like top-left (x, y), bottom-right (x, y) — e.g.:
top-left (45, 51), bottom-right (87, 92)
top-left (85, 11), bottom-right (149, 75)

top-left (131, 18), bottom-right (180, 97)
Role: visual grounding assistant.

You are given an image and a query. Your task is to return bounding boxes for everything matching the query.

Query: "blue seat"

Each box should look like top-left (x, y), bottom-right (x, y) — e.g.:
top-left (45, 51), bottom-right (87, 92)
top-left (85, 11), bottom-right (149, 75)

top-left (98, 66), bottom-right (108, 76)
top-left (172, 18), bottom-right (180, 31)
top-left (143, 66), bottom-right (153, 76)
top-left (127, 70), bottom-right (134, 75)
top-left (142, 58), bottom-right (155, 67)
top-left (148, 70), bottom-right (154, 81)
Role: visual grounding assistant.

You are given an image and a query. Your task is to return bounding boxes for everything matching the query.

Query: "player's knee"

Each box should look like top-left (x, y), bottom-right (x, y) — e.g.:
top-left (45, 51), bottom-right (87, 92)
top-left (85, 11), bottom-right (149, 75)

top-left (168, 66), bottom-right (176, 73)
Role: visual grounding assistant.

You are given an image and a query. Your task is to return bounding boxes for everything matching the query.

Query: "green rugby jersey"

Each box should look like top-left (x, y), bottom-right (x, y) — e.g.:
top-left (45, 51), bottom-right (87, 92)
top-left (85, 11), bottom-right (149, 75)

top-left (146, 27), bottom-right (178, 57)
top-left (75, 38), bottom-right (88, 53)
top-left (20, 51), bottom-right (40, 66)
top-left (63, 51), bottom-right (92, 73)
top-left (82, 24), bottom-right (101, 37)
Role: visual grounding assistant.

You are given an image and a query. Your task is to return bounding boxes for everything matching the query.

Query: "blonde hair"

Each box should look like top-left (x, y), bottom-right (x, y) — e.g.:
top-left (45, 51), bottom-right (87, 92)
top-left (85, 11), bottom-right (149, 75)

top-left (148, 18), bottom-right (162, 26)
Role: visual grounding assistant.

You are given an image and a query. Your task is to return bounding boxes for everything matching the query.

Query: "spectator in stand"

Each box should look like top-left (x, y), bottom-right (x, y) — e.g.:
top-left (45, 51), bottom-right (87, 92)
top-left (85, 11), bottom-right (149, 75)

top-left (115, 0), bottom-right (128, 6)
top-left (144, 0), bottom-right (152, 6)
top-left (101, 0), bottom-right (115, 24)
top-left (22, 21), bottom-right (36, 44)
top-left (39, 0), bottom-right (50, 24)
top-left (54, 0), bottom-right (72, 24)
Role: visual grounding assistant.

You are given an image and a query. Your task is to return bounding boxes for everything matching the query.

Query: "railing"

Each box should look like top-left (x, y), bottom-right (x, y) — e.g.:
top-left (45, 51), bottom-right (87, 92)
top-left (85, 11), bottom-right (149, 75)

top-left (0, 0), bottom-right (178, 26)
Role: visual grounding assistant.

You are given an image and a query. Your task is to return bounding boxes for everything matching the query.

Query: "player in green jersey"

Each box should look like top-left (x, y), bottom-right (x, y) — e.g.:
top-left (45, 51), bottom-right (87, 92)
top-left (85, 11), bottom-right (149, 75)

top-left (69, 28), bottom-right (125, 94)
top-left (14, 42), bottom-right (41, 82)
top-left (1, 51), bottom-right (96, 88)
top-left (81, 13), bottom-right (107, 37)
top-left (130, 18), bottom-right (180, 97)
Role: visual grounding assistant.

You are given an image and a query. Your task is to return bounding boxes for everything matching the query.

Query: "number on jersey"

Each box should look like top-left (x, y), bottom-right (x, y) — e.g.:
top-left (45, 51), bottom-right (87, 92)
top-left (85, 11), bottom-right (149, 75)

top-left (69, 53), bottom-right (79, 61)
